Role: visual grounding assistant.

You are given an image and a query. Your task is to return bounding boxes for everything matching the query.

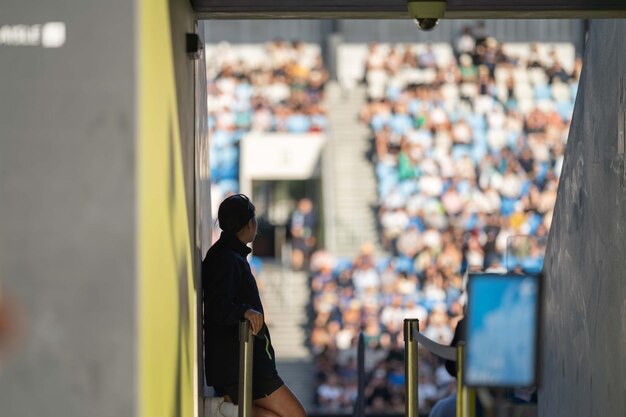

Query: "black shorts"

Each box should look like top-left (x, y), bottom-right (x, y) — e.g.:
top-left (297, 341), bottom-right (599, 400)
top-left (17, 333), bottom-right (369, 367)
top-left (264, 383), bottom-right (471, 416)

top-left (214, 372), bottom-right (284, 405)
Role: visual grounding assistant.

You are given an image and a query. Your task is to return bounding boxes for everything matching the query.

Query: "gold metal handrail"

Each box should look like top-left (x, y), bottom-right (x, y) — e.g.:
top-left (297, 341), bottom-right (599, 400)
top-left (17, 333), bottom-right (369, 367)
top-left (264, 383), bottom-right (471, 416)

top-left (238, 320), bottom-right (254, 417)
top-left (404, 319), bottom-right (420, 417)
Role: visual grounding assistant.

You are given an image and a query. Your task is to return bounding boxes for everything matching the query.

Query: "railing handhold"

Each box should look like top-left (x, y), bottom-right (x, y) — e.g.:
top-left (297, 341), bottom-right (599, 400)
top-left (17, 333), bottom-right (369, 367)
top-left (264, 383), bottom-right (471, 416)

top-left (416, 332), bottom-right (457, 361)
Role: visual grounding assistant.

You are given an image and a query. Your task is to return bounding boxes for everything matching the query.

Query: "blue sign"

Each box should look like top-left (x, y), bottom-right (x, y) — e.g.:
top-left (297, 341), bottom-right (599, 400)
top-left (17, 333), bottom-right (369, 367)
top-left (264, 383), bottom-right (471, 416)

top-left (465, 273), bottom-right (540, 387)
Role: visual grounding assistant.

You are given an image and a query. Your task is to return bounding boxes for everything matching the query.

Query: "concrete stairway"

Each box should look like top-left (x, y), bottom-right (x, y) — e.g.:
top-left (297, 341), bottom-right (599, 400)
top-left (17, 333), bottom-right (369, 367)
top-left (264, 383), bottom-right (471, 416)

top-left (323, 82), bottom-right (383, 258)
top-left (258, 261), bottom-right (313, 411)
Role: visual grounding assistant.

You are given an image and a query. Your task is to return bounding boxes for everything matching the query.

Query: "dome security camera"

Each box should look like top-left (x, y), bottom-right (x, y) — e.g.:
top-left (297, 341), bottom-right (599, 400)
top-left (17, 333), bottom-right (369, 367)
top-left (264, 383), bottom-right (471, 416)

top-left (407, 0), bottom-right (447, 32)
top-left (414, 18), bottom-right (439, 32)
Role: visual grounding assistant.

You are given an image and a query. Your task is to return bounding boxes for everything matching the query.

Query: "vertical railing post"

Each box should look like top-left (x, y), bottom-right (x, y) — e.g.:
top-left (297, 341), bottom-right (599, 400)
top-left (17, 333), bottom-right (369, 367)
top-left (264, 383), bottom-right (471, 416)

top-left (456, 342), bottom-right (464, 417)
top-left (404, 319), bottom-right (419, 417)
top-left (238, 320), bottom-right (254, 417)
top-left (468, 387), bottom-right (476, 417)
top-left (455, 341), bottom-right (476, 417)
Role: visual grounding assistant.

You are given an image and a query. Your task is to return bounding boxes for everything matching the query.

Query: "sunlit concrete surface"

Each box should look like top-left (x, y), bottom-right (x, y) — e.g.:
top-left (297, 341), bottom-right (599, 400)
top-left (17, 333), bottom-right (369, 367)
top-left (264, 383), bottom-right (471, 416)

top-left (541, 19), bottom-right (626, 417)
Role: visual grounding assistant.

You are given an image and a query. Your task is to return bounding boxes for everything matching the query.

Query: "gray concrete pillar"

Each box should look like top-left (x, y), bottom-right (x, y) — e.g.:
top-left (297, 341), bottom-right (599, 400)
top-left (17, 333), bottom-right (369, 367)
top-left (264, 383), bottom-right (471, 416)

top-left (0, 1), bottom-right (205, 416)
top-left (540, 19), bottom-right (626, 417)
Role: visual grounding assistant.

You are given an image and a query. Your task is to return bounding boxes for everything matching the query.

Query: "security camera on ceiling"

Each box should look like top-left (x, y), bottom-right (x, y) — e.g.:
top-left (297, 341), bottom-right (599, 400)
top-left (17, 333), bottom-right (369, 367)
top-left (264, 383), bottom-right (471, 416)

top-left (407, 0), bottom-right (447, 32)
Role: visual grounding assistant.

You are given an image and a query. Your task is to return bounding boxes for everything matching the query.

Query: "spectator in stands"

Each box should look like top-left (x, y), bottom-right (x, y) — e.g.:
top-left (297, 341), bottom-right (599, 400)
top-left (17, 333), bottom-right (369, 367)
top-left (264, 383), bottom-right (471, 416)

top-left (548, 60), bottom-right (570, 84)
top-left (418, 44), bottom-right (438, 69)
top-left (317, 374), bottom-right (344, 412)
top-left (455, 26), bottom-right (476, 57)
top-left (290, 198), bottom-right (318, 270)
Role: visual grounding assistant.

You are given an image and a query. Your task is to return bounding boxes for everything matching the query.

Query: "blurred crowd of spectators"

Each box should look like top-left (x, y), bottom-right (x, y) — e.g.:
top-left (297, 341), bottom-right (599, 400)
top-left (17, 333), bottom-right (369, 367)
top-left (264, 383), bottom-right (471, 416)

top-left (309, 26), bottom-right (576, 414)
top-left (205, 31), bottom-right (575, 415)
top-left (309, 245), bottom-right (460, 414)
top-left (207, 40), bottom-right (329, 205)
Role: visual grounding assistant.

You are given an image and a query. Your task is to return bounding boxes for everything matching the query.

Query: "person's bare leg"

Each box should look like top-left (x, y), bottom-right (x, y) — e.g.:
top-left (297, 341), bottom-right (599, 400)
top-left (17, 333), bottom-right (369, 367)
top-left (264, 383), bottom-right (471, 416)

top-left (292, 249), bottom-right (304, 270)
top-left (221, 395), bottom-right (283, 417)
top-left (253, 405), bottom-right (281, 417)
top-left (253, 385), bottom-right (307, 417)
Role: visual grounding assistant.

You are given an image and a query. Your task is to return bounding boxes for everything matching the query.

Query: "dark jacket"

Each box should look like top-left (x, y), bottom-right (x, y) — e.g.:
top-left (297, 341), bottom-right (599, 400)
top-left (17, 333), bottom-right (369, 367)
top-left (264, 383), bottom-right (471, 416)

top-left (202, 232), bottom-right (277, 387)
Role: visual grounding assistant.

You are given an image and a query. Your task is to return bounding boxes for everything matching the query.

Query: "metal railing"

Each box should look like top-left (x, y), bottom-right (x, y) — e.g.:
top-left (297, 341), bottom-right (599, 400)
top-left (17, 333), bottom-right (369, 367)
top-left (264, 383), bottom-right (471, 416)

top-left (351, 319), bottom-right (476, 417)
top-left (403, 318), bottom-right (476, 417)
top-left (404, 319), bottom-right (419, 417)
top-left (238, 320), bottom-right (254, 417)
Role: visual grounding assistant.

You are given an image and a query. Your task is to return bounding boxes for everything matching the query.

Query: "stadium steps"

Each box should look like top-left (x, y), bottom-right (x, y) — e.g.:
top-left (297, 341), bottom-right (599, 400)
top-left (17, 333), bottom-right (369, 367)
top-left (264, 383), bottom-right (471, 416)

top-left (258, 261), bottom-right (314, 410)
top-left (323, 81), bottom-right (384, 258)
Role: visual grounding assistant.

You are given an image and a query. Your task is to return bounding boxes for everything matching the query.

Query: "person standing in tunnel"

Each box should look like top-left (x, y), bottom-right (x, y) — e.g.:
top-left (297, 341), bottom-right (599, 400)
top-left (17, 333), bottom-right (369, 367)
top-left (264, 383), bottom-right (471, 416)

top-left (203, 194), bottom-right (307, 417)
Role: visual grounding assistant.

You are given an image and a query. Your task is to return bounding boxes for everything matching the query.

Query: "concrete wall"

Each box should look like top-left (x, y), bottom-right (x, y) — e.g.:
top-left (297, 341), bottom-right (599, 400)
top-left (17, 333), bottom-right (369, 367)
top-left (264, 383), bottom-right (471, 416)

top-left (0, 0), bottom-right (206, 416)
top-left (170, 0), bottom-right (213, 404)
top-left (540, 20), bottom-right (626, 417)
top-left (136, 0), bottom-right (202, 415)
top-left (0, 1), bottom-right (136, 416)
top-left (171, 0), bottom-right (199, 244)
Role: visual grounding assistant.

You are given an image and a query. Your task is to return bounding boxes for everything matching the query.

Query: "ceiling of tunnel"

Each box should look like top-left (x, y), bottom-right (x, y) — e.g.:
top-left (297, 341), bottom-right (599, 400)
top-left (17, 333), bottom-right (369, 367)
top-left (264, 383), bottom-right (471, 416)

top-left (194, 0), bottom-right (626, 19)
